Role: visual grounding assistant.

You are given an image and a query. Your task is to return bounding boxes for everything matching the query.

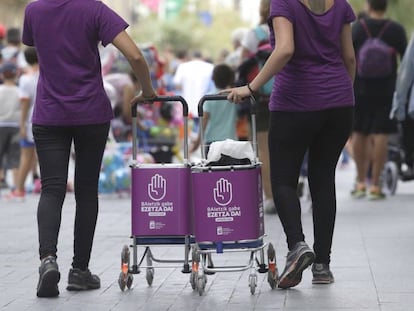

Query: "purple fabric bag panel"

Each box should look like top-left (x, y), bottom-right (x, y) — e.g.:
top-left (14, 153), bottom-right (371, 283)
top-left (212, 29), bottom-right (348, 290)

top-left (131, 166), bottom-right (192, 236)
top-left (192, 166), bottom-right (264, 243)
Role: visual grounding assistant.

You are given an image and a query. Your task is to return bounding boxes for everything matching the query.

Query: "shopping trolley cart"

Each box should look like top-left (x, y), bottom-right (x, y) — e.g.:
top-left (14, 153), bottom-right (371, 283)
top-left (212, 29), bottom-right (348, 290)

top-left (190, 95), bottom-right (277, 295)
top-left (118, 96), bottom-right (193, 290)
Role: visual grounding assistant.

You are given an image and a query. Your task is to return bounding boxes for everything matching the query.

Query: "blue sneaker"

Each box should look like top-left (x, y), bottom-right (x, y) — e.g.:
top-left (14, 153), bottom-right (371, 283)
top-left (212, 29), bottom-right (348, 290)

top-left (278, 242), bottom-right (315, 289)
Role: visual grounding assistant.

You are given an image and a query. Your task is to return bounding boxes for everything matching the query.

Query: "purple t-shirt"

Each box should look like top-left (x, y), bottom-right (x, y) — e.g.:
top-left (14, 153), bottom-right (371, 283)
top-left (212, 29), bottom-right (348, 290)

top-left (269, 0), bottom-right (355, 112)
top-left (22, 0), bottom-right (129, 126)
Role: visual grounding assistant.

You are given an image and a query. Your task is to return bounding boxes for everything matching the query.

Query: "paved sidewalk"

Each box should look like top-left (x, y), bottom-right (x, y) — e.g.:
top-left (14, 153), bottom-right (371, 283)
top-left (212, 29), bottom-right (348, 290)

top-left (1, 162), bottom-right (414, 311)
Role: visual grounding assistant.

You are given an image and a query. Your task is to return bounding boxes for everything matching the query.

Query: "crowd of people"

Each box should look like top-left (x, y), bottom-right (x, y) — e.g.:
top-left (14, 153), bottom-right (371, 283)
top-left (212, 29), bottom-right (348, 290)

top-left (0, 0), bottom-right (414, 298)
top-left (0, 26), bottom-right (40, 200)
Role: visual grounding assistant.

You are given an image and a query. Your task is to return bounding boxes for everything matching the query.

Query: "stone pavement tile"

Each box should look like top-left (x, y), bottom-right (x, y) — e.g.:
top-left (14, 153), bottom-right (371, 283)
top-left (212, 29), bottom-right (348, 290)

top-left (367, 237), bottom-right (414, 292)
top-left (283, 286), bottom-right (379, 310)
top-left (379, 295), bottom-right (414, 311)
top-left (1, 164), bottom-right (414, 310)
top-left (381, 307), bottom-right (414, 311)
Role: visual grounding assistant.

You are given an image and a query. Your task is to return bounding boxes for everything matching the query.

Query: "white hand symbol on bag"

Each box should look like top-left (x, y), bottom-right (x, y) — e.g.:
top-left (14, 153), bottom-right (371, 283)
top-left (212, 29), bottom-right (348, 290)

top-left (148, 174), bottom-right (166, 201)
top-left (213, 178), bottom-right (232, 206)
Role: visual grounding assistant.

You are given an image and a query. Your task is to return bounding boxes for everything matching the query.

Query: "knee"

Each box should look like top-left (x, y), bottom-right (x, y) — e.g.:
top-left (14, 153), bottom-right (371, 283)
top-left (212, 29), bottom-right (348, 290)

top-left (272, 184), bottom-right (296, 199)
top-left (75, 183), bottom-right (98, 200)
top-left (41, 177), bottom-right (67, 198)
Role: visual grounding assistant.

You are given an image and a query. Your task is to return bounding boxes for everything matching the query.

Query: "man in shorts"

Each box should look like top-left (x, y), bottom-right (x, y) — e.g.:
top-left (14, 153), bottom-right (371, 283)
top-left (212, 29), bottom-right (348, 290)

top-left (351, 0), bottom-right (407, 199)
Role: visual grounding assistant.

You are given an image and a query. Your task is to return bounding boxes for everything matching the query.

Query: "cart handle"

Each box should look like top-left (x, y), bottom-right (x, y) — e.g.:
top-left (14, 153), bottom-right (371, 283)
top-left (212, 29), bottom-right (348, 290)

top-left (197, 94), bottom-right (256, 118)
top-left (197, 94), bottom-right (258, 162)
top-left (131, 95), bottom-right (190, 164)
top-left (131, 95), bottom-right (189, 118)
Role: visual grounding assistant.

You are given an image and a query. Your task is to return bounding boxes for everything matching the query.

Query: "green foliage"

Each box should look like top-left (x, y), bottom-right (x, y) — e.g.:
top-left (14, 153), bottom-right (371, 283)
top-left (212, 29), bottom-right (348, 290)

top-left (129, 14), bottom-right (200, 58)
top-left (133, 0), bottom-right (414, 61)
top-left (130, 5), bottom-right (250, 61)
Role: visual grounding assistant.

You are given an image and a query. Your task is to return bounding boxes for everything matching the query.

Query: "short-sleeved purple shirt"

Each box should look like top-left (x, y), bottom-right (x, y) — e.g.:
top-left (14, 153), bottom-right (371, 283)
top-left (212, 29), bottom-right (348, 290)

top-left (22, 0), bottom-right (129, 126)
top-left (268, 0), bottom-right (356, 112)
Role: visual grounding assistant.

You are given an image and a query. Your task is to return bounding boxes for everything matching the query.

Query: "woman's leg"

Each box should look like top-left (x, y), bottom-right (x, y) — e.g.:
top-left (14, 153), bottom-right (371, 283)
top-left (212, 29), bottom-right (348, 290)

top-left (268, 112), bottom-right (312, 250)
top-left (71, 123), bottom-right (109, 270)
top-left (352, 132), bottom-right (371, 187)
top-left (16, 145), bottom-right (36, 192)
top-left (33, 125), bottom-right (72, 259)
top-left (308, 107), bottom-right (353, 264)
top-left (370, 133), bottom-right (388, 189)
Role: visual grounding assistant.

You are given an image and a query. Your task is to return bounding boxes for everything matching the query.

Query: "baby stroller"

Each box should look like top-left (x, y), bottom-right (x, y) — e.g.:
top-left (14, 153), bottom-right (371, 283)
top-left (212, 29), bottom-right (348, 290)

top-left (382, 119), bottom-right (414, 195)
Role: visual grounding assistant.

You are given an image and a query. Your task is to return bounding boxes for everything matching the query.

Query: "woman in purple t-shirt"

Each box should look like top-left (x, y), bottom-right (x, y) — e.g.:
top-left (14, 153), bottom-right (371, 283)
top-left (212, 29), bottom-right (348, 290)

top-left (222, 0), bottom-right (356, 289)
top-left (22, 0), bottom-right (156, 298)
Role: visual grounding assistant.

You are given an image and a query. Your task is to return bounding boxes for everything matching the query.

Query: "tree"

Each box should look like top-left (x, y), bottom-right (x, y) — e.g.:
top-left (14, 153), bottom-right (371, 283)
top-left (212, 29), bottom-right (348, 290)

top-left (349, 0), bottom-right (414, 35)
top-left (0, 0), bottom-right (27, 28)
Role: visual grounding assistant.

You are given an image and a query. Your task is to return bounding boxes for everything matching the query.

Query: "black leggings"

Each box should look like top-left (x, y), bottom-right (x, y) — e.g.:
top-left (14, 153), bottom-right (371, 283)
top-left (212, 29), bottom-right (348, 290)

top-left (268, 107), bottom-right (353, 264)
top-left (33, 123), bottom-right (110, 270)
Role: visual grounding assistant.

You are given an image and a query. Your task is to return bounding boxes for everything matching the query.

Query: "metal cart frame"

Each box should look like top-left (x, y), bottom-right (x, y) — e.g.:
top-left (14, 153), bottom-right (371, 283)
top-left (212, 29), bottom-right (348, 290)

top-left (190, 95), bottom-right (278, 295)
top-left (118, 96), bottom-right (194, 290)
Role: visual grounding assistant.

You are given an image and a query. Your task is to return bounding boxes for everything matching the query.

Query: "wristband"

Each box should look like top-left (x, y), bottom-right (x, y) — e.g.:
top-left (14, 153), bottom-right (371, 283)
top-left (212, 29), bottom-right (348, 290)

top-left (247, 83), bottom-right (254, 95)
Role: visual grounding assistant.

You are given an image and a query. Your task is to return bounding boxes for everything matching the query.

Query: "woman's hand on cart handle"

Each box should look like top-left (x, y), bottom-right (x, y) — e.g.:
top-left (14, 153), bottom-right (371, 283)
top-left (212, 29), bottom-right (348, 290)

top-left (130, 89), bottom-right (158, 106)
top-left (219, 85), bottom-right (253, 104)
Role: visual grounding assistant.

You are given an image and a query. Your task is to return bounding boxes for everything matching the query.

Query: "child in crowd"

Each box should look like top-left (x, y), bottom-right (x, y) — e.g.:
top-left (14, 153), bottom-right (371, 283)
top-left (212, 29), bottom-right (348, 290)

top-left (190, 63), bottom-right (237, 156)
top-left (6, 47), bottom-right (39, 201)
top-left (0, 62), bottom-right (21, 192)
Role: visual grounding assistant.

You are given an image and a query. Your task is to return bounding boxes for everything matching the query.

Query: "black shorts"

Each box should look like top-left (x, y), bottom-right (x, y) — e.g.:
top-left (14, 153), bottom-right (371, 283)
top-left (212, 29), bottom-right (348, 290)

top-left (353, 95), bottom-right (397, 134)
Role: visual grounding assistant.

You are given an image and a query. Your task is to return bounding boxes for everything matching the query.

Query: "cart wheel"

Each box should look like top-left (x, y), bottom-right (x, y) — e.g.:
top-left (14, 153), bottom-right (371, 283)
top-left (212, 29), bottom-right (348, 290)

top-left (126, 274), bottom-right (133, 289)
top-left (190, 271), bottom-right (197, 290)
top-left (382, 161), bottom-right (398, 195)
top-left (121, 245), bottom-right (130, 265)
top-left (118, 272), bottom-right (126, 291)
top-left (191, 245), bottom-right (199, 260)
top-left (197, 275), bottom-right (206, 296)
top-left (267, 270), bottom-right (277, 289)
top-left (267, 243), bottom-right (278, 289)
top-left (146, 267), bottom-right (154, 286)
top-left (249, 274), bottom-right (257, 295)
top-left (191, 245), bottom-right (200, 291)
top-left (119, 245), bottom-right (131, 291)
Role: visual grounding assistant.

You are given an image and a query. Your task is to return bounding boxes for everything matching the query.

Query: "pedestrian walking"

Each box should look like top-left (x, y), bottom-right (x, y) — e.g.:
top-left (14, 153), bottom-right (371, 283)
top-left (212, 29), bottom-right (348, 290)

top-left (351, 0), bottom-right (407, 200)
top-left (0, 62), bottom-right (21, 192)
top-left (391, 31), bottom-right (414, 178)
top-left (5, 47), bottom-right (39, 202)
top-left (190, 63), bottom-right (237, 155)
top-left (238, 0), bottom-right (275, 214)
top-left (22, 0), bottom-right (156, 298)
top-left (173, 50), bottom-right (214, 139)
top-left (222, 0), bottom-right (356, 288)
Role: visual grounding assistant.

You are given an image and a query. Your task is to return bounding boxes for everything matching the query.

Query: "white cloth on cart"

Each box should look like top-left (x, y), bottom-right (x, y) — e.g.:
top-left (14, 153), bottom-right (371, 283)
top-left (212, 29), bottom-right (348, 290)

top-left (206, 139), bottom-right (255, 164)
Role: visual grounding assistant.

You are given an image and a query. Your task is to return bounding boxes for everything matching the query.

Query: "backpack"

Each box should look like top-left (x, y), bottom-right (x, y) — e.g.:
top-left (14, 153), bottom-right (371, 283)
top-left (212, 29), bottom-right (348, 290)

top-left (357, 19), bottom-right (395, 79)
top-left (237, 26), bottom-right (274, 96)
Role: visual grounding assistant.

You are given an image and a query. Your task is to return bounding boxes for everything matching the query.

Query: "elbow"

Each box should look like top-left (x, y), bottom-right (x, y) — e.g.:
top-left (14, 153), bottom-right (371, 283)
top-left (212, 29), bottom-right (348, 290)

top-left (344, 55), bottom-right (356, 73)
top-left (283, 51), bottom-right (294, 63)
top-left (286, 51), bottom-right (294, 63)
top-left (279, 45), bottom-right (294, 63)
top-left (280, 44), bottom-right (295, 63)
top-left (127, 51), bottom-right (146, 65)
top-left (343, 51), bottom-right (356, 68)
top-left (346, 55), bottom-right (356, 68)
